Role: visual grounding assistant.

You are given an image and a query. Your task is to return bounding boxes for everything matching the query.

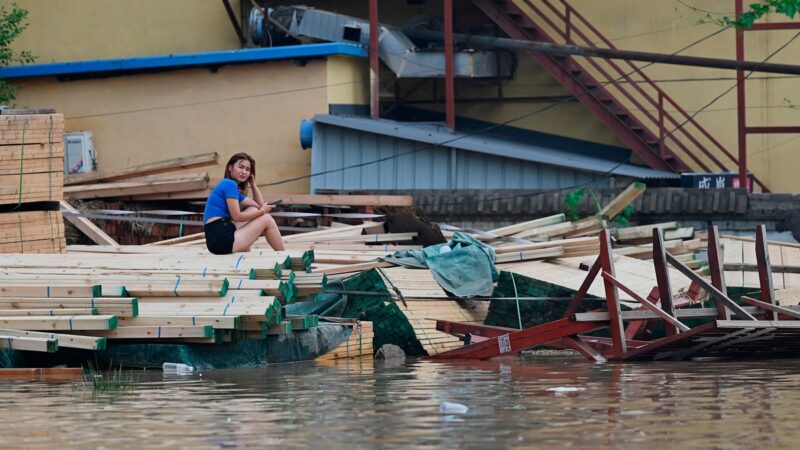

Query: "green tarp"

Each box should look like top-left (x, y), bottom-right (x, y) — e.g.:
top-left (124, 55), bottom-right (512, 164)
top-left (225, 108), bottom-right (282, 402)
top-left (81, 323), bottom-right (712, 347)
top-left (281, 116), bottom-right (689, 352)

top-left (383, 231), bottom-right (498, 297)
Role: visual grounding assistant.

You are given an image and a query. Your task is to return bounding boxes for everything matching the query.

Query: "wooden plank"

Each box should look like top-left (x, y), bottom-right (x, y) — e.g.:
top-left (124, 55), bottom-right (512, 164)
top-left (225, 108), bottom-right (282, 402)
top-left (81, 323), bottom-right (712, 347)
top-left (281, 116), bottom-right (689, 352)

top-left (65, 152), bottom-right (218, 185)
top-left (0, 328), bottom-right (105, 350)
top-left (64, 175), bottom-right (208, 199)
top-left (80, 325), bottom-right (214, 339)
top-left (0, 315), bottom-right (117, 331)
top-left (599, 182), bottom-right (646, 219)
top-left (574, 306), bottom-right (762, 322)
top-left (487, 214), bottom-right (565, 237)
top-left (615, 222), bottom-right (679, 241)
top-left (59, 200), bottom-right (118, 245)
top-left (0, 284), bottom-right (100, 298)
top-left (0, 335), bottom-right (58, 352)
top-left (0, 308), bottom-right (96, 316)
top-left (0, 367), bottom-right (83, 380)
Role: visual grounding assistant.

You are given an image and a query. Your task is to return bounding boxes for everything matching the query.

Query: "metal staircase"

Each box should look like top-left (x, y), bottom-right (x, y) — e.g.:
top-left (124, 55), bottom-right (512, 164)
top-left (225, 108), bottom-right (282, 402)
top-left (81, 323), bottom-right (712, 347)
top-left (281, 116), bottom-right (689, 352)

top-left (473, 0), bottom-right (768, 191)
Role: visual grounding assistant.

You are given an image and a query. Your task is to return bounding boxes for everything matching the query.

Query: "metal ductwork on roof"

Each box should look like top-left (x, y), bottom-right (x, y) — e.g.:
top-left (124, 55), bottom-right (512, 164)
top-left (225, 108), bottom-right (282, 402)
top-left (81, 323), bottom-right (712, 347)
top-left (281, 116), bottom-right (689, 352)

top-left (251, 6), bottom-right (513, 79)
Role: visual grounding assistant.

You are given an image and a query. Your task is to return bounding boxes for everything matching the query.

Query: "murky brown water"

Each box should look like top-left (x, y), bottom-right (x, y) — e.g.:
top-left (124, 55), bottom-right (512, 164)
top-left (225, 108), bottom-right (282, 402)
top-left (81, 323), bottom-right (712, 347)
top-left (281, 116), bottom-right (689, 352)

top-left (2, 358), bottom-right (799, 449)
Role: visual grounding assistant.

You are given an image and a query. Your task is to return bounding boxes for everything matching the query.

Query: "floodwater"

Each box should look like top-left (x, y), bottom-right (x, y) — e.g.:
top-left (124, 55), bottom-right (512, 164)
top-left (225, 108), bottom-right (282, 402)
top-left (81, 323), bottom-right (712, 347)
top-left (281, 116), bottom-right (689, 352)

top-left (2, 358), bottom-right (800, 449)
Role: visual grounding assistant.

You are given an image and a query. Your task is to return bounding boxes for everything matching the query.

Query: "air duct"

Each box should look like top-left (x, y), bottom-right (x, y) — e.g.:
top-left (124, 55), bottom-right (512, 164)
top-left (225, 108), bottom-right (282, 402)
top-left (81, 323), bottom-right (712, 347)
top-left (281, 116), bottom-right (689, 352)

top-left (253, 6), bottom-right (512, 79)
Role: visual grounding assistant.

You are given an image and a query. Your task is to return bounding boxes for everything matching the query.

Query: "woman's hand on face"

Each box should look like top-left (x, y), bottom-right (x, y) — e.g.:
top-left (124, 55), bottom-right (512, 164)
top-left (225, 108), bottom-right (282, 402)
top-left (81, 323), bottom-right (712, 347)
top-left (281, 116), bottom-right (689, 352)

top-left (248, 175), bottom-right (257, 186)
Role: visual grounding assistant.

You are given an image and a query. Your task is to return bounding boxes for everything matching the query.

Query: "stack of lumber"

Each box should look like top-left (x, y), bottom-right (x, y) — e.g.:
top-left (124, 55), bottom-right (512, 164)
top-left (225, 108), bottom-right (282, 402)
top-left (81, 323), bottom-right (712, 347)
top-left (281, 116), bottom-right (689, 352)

top-left (0, 248), bottom-right (317, 354)
top-left (315, 321), bottom-right (374, 361)
top-left (721, 236), bottom-right (800, 290)
top-left (0, 110), bottom-right (66, 254)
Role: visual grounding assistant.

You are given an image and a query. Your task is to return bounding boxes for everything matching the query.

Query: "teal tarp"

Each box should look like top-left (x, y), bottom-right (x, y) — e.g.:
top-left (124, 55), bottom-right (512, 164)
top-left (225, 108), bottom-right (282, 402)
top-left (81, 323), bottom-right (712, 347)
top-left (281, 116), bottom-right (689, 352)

top-left (383, 231), bottom-right (498, 297)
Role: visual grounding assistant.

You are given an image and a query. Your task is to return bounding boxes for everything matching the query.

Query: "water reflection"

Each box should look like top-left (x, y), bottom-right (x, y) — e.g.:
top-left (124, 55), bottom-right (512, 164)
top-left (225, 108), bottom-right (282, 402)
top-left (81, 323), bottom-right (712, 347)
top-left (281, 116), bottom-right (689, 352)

top-left (2, 359), bottom-right (800, 449)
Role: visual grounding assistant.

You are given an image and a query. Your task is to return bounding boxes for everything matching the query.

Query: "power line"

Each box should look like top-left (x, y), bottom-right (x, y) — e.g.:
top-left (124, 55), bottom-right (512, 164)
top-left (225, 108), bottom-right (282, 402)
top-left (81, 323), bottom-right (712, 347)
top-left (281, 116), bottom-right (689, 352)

top-left (263, 26), bottom-right (731, 190)
top-left (662, 31), bottom-right (800, 143)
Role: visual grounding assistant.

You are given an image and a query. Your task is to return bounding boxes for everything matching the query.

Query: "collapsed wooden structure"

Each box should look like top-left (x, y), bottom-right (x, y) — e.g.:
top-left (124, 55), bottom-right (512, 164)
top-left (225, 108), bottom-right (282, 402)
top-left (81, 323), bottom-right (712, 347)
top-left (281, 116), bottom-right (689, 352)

top-left (432, 225), bottom-right (800, 361)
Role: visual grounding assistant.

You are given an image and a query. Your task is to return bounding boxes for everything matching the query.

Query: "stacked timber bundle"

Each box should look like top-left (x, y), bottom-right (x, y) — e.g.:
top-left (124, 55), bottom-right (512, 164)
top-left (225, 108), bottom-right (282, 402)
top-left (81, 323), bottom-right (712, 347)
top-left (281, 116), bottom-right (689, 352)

top-left (720, 235), bottom-right (800, 290)
top-left (315, 321), bottom-right (374, 361)
top-left (0, 248), bottom-right (321, 359)
top-left (0, 110), bottom-right (66, 253)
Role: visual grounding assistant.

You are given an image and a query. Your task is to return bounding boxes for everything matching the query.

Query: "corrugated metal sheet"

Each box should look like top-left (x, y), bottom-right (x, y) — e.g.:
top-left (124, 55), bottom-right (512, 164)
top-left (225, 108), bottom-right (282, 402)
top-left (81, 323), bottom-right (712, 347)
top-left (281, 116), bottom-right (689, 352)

top-left (311, 123), bottom-right (609, 192)
top-left (312, 115), bottom-right (679, 180)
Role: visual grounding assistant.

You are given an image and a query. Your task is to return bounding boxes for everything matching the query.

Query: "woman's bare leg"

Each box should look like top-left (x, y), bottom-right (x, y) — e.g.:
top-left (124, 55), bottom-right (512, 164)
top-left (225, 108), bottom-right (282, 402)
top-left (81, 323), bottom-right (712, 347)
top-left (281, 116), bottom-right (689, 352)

top-left (232, 214), bottom-right (285, 252)
top-left (233, 207), bottom-right (259, 229)
top-left (261, 214), bottom-right (285, 251)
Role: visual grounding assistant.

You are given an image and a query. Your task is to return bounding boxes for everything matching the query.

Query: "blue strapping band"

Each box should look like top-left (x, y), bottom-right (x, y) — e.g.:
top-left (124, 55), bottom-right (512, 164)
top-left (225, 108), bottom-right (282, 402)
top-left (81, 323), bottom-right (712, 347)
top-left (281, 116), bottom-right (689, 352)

top-left (518, 251), bottom-right (523, 261)
top-left (222, 296), bottom-right (236, 316)
top-left (374, 234), bottom-right (379, 242)
top-left (68, 316), bottom-right (74, 331)
top-left (202, 267), bottom-right (207, 278)
top-left (157, 326), bottom-right (162, 338)
top-left (173, 275), bottom-right (182, 297)
top-left (259, 250), bottom-right (263, 256)
top-left (237, 279), bottom-right (243, 289)
top-left (49, 309), bottom-right (54, 316)
top-left (235, 255), bottom-right (244, 270)
top-left (6, 337), bottom-right (12, 350)
top-left (90, 297), bottom-right (95, 308)
top-left (384, 244), bottom-right (388, 252)
top-left (192, 316), bottom-right (196, 326)
top-left (46, 285), bottom-right (51, 298)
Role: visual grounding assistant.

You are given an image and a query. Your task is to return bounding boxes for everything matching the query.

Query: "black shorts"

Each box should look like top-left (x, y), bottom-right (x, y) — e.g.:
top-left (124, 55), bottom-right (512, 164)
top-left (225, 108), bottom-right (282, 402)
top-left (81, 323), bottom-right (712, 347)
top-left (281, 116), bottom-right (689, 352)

top-left (204, 218), bottom-right (236, 255)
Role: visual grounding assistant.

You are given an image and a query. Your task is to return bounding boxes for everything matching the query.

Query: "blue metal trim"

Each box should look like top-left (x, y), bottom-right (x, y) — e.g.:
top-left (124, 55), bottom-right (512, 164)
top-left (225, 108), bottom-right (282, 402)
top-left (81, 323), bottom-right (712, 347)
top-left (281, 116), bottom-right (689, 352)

top-left (0, 43), bottom-right (367, 79)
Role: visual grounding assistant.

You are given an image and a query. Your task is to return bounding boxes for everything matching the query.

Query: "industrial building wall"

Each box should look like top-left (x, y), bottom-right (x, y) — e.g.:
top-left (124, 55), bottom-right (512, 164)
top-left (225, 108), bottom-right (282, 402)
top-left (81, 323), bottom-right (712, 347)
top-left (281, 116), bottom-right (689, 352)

top-left (310, 124), bottom-right (608, 192)
top-left (381, 0), bottom-right (800, 192)
top-left (11, 0), bottom-right (245, 63)
top-left (12, 60), bottom-right (329, 193)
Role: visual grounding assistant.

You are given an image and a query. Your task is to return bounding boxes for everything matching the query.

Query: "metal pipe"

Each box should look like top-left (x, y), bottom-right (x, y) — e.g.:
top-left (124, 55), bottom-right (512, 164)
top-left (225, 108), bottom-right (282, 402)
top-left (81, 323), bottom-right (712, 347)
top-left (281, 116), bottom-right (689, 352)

top-left (444, 0), bottom-right (455, 129)
top-left (222, 0), bottom-right (246, 47)
top-left (736, 0), bottom-right (748, 191)
top-left (404, 28), bottom-right (800, 75)
top-left (369, 0), bottom-right (380, 119)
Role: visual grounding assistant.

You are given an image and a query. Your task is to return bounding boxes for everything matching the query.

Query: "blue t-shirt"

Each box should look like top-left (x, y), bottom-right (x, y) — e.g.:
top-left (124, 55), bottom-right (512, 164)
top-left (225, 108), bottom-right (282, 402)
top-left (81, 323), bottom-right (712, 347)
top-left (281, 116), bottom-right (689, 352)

top-left (203, 178), bottom-right (246, 223)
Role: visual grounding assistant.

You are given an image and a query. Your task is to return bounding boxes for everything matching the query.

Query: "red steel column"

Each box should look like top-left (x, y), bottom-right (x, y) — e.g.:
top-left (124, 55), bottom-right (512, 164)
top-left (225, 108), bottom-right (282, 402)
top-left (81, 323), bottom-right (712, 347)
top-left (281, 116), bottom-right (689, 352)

top-left (444, 0), bottom-right (456, 129)
top-left (735, 0), bottom-right (747, 190)
top-left (369, 0), bottom-right (380, 119)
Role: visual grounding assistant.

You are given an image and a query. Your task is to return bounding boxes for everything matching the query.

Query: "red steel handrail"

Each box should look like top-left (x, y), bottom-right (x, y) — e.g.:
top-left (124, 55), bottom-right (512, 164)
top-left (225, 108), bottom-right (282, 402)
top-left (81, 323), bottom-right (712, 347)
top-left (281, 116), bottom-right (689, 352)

top-left (511, 0), bottom-right (768, 190)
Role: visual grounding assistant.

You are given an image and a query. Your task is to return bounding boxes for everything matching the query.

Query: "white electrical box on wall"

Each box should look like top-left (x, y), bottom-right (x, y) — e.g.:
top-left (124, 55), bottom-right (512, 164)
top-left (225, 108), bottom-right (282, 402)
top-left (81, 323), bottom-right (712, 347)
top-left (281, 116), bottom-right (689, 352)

top-left (64, 131), bottom-right (97, 174)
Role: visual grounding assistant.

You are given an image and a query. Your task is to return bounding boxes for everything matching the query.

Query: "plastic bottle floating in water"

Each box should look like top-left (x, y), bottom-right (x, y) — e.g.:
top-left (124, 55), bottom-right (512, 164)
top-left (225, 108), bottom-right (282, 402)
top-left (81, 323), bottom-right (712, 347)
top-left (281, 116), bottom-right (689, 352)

top-left (439, 401), bottom-right (469, 414)
top-left (162, 362), bottom-right (194, 374)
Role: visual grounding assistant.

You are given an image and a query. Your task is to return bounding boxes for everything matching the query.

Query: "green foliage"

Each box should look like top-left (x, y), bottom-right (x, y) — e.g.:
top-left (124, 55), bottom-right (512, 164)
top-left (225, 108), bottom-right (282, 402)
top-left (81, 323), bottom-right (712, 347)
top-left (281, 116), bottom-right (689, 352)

top-left (563, 188), bottom-right (585, 221)
top-left (720, 0), bottom-right (800, 28)
top-left (74, 361), bottom-right (137, 394)
top-left (611, 203), bottom-right (634, 228)
top-left (0, 3), bottom-right (35, 105)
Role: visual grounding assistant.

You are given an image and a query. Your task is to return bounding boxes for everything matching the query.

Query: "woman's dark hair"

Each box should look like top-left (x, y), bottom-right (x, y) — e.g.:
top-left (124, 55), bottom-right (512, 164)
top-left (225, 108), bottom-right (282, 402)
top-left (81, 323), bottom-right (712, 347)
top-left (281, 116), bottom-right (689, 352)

top-left (224, 152), bottom-right (256, 193)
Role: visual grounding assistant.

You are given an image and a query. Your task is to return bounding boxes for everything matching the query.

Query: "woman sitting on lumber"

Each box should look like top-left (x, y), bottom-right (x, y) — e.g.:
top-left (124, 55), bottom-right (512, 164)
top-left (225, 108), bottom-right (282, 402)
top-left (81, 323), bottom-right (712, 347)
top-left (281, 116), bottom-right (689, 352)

top-left (203, 152), bottom-right (285, 254)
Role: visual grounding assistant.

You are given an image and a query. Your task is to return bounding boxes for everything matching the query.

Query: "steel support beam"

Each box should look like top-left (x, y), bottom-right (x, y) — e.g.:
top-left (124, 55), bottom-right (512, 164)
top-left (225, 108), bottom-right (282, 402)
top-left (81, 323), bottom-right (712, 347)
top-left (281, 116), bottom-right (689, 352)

top-left (707, 226), bottom-right (731, 320)
top-left (652, 229), bottom-right (678, 335)
top-left (599, 229), bottom-right (627, 356)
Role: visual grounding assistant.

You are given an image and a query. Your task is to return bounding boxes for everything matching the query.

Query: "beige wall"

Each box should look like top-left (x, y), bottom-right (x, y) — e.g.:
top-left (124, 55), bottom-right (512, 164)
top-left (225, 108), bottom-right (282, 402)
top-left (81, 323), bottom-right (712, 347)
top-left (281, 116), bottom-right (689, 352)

top-left (12, 60), bottom-right (329, 193)
top-left (326, 56), bottom-right (369, 106)
top-left (12, 0), bottom-right (244, 63)
top-left (10, 0), bottom-right (800, 191)
top-left (396, 0), bottom-right (800, 191)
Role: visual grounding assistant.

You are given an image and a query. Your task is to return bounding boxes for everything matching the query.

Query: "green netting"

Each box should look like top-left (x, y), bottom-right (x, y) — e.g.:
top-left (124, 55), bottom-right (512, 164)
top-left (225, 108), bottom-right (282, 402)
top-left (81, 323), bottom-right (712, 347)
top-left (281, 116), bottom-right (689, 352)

top-left (0, 325), bottom-right (353, 370)
top-left (338, 269), bottom-right (426, 356)
top-left (485, 271), bottom-right (606, 329)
